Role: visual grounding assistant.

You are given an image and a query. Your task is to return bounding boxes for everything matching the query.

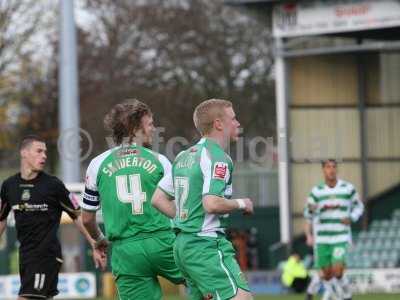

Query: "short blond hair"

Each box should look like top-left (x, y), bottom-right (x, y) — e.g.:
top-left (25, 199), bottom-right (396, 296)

top-left (193, 99), bottom-right (232, 135)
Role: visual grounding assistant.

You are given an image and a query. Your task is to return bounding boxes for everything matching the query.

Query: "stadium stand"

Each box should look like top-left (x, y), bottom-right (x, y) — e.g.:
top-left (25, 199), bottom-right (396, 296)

top-left (347, 209), bottom-right (400, 269)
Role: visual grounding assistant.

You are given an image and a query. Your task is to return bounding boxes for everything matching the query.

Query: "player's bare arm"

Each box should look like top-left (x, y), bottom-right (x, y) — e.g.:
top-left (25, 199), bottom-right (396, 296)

top-left (69, 212), bottom-right (96, 246)
top-left (82, 211), bottom-right (108, 248)
top-left (151, 188), bottom-right (176, 218)
top-left (203, 195), bottom-right (253, 215)
top-left (72, 214), bottom-right (107, 270)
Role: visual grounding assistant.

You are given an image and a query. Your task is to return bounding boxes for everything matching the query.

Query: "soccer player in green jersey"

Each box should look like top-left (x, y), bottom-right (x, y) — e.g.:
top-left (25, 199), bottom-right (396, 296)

top-left (152, 99), bottom-right (254, 300)
top-left (304, 159), bottom-right (364, 300)
top-left (81, 100), bottom-right (184, 300)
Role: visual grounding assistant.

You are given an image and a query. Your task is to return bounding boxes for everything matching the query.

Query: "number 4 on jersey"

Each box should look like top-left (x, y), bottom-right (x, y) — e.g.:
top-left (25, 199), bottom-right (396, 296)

top-left (116, 174), bottom-right (146, 215)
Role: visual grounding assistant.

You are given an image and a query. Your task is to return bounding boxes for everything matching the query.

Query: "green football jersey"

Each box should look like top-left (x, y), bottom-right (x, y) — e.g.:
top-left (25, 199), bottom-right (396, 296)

top-left (159, 138), bottom-right (234, 237)
top-left (83, 144), bottom-right (172, 241)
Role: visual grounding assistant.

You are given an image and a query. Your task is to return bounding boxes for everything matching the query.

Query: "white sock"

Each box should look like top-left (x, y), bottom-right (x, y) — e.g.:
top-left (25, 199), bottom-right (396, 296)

top-left (322, 279), bottom-right (339, 300)
top-left (331, 277), bottom-right (343, 299)
top-left (307, 273), bottom-right (321, 295)
top-left (338, 275), bottom-right (352, 299)
top-left (322, 288), bottom-right (331, 300)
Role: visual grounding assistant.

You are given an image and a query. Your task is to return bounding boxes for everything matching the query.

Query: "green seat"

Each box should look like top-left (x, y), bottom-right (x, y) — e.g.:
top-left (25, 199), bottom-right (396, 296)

top-left (371, 251), bottom-right (380, 262)
top-left (389, 250), bottom-right (398, 261)
top-left (358, 231), bottom-right (368, 239)
top-left (381, 220), bottom-right (391, 228)
top-left (392, 209), bottom-right (400, 219)
top-left (387, 229), bottom-right (397, 238)
top-left (362, 259), bottom-right (373, 269)
top-left (377, 260), bottom-right (386, 268)
top-left (370, 220), bottom-right (382, 228)
top-left (363, 239), bottom-right (374, 250)
top-left (382, 239), bottom-right (393, 250)
top-left (390, 219), bottom-right (400, 228)
top-left (387, 260), bottom-right (397, 268)
top-left (367, 231), bottom-right (379, 239)
top-left (393, 240), bottom-right (400, 249)
top-left (380, 250), bottom-right (390, 260)
top-left (377, 230), bottom-right (387, 238)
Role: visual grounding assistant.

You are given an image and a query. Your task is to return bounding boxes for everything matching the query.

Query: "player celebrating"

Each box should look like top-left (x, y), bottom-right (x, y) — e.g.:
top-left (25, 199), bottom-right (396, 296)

top-left (0, 135), bottom-right (105, 300)
top-left (81, 100), bottom-right (184, 300)
top-left (304, 159), bottom-right (364, 300)
top-left (152, 99), bottom-right (254, 300)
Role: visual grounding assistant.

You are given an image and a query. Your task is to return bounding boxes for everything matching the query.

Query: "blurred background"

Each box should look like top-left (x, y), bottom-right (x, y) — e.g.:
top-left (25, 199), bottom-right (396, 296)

top-left (0, 0), bottom-right (399, 299)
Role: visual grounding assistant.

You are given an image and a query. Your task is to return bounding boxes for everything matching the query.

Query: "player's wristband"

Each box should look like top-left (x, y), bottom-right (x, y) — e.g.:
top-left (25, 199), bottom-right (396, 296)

top-left (236, 199), bottom-right (246, 210)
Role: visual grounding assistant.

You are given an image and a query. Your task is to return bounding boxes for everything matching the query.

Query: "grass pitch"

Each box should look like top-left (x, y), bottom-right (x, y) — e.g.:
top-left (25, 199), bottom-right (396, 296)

top-left (165, 295), bottom-right (400, 300)
top-left (96, 294), bottom-right (400, 300)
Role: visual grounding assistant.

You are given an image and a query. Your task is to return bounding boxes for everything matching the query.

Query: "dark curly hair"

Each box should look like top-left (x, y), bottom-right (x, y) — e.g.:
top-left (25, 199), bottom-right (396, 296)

top-left (104, 99), bottom-right (152, 145)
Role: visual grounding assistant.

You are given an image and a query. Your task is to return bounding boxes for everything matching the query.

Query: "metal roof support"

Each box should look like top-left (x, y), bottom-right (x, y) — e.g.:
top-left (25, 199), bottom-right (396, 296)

top-left (356, 44), bottom-right (369, 226)
top-left (275, 37), bottom-right (292, 246)
top-left (59, 0), bottom-right (80, 183)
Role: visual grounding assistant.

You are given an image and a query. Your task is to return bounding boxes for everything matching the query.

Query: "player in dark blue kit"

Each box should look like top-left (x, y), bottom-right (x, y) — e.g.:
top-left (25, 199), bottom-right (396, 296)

top-left (0, 135), bottom-right (106, 300)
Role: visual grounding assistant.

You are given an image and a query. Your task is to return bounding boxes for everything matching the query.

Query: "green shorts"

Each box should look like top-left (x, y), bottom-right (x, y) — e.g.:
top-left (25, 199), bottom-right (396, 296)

top-left (315, 242), bottom-right (348, 269)
top-left (111, 231), bottom-right (184, 300)
top-left (174, 232), bottom-right (250, 300)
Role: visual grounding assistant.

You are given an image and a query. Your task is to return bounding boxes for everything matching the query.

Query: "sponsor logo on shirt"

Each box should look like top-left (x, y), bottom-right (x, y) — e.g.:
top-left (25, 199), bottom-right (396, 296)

top-left (212, 162), bottom-right (228, 180)
top-left (19, 184), bottom-right (34, 188)
top-left (322, 204), bottom-right (341, 210)
top-left (21, 189), bottom-right (31, 201)
top-left (12, 203), bottom-right (48, 212)
top-left (117, 148), bottom-right (140, 157)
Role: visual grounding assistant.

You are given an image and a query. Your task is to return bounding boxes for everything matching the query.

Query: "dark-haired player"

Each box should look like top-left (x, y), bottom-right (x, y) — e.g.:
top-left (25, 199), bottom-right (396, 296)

top-left (0, 135), bottom-right (105, 300)
top-left (81, 100), bottom-right (183, 300)
top-left (304, 159), bottom-right (364, 300)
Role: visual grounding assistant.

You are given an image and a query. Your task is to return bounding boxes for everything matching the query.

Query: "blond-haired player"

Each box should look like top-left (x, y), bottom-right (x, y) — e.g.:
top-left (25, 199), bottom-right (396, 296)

top-left (153, 99), bottom-right (254, 300)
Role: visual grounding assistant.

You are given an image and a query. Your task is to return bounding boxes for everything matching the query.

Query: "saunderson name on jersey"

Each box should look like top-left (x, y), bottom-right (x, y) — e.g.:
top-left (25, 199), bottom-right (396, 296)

top-left (102, 156), bottom-right (158, 177)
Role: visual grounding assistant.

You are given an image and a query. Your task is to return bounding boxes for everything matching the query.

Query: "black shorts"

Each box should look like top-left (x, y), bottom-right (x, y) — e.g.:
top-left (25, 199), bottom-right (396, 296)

top-left (19, 256), bottom-right (62, 299)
